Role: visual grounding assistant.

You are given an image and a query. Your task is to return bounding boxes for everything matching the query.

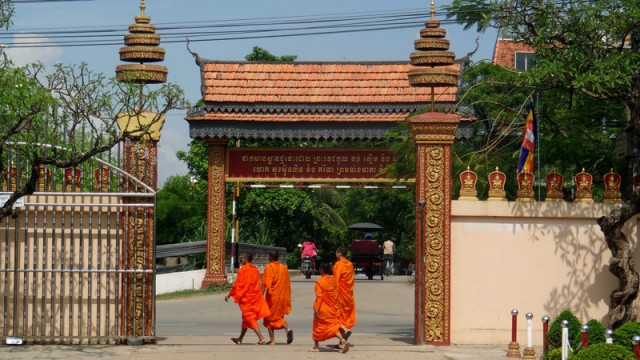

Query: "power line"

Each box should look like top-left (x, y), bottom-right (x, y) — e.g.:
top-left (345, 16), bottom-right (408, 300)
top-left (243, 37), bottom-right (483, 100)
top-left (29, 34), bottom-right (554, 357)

top-left (0, 7), bottom-right (478, 49)
top-left (13, 0), bottom-right (96, 3)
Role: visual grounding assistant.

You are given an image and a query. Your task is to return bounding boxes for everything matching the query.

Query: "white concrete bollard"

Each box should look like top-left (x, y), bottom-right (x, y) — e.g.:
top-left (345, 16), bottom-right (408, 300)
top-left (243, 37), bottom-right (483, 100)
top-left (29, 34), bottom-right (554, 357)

top-left (561, 320), bottom-right (569, 360)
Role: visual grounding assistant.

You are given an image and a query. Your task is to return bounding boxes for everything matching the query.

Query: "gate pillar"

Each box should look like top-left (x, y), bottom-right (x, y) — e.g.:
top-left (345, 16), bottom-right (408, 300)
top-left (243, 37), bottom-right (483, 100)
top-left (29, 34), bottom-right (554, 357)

top-left (117, 112), bottom-right (165, 342)
top-left (408, 112), bottom-right (461, 346)
top-left (202, 138), bottom-right (228, 287)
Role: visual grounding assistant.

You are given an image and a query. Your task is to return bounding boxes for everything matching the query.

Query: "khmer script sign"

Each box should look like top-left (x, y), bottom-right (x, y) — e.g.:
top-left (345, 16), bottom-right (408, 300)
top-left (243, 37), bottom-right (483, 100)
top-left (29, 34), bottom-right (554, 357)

top-left (226, 148), bottom-right (405, 182)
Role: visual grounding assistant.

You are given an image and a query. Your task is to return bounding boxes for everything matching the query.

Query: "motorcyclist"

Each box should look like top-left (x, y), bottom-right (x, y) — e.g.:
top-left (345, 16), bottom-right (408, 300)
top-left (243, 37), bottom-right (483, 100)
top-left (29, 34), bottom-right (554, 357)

top-left (300, 236), bottom-right (318, 274)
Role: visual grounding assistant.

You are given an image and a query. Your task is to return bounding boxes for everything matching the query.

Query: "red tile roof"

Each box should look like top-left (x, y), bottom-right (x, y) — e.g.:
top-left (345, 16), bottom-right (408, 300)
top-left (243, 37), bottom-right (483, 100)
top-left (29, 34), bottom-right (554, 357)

top-left (187, 111), bottom-right (409, 122)
top-left (493, 40), bottom-right (535, 68)
top-left (199, 61), bottom-right (459, 104)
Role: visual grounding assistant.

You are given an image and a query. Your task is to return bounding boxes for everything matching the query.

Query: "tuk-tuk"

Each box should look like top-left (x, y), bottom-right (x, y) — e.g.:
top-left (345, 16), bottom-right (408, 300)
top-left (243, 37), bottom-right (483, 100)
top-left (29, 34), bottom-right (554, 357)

top-left (348, 222), bottom-right (384, 280)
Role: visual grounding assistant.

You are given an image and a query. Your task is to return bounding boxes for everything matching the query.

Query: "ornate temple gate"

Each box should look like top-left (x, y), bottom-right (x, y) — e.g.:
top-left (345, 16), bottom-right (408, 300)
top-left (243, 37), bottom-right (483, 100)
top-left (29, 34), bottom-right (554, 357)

top-left (0, 143), bottom-right (158, 344)
top-left (186, 6), bottom-right (463, 344)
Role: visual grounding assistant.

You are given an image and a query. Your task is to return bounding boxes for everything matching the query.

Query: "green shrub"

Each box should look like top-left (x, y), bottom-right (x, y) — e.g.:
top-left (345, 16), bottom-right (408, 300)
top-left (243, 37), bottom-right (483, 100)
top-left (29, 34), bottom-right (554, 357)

top-left (574, 343), bottom-right (635, 359)
top-left (286, 250), bottom-right (301, 269)
top-left (543, 347), bottom-right (575, 360)
top-left (613, 322), bottom-right (640, 348)
top-left (585, 319), bottom-right (606, 346)
top-left (547, 309), bottom-right (582, 351)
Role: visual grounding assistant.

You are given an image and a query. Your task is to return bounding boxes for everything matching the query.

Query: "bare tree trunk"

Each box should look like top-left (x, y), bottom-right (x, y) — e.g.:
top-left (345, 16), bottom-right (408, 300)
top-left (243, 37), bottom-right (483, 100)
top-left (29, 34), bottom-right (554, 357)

top-left (598, 74), bottom-right (640, 329)
top-left (598, 200), bottom-right (640, 328)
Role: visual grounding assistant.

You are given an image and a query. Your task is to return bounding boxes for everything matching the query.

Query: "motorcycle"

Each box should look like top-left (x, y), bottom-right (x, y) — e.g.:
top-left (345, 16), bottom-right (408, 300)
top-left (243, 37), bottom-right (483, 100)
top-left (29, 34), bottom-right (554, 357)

top-left (301, 256), bottom-right (313, 279)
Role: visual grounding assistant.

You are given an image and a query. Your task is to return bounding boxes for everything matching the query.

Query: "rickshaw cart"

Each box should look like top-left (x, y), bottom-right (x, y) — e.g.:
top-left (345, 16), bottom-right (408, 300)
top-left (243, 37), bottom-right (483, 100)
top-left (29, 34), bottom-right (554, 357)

top-left (348, 223), bottom-right (384, 280)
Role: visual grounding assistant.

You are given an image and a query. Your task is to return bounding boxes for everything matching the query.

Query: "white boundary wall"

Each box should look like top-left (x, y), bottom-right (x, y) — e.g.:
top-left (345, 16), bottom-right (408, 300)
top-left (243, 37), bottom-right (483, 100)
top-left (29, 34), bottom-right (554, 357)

top-left (156, 269), bottom-right (207, 295)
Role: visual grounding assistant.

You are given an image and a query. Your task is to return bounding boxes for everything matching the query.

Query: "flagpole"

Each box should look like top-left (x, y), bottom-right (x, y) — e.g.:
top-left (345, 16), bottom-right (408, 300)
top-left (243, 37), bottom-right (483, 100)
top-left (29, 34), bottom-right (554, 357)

top-left (535, 94), bottom-right (541, 201)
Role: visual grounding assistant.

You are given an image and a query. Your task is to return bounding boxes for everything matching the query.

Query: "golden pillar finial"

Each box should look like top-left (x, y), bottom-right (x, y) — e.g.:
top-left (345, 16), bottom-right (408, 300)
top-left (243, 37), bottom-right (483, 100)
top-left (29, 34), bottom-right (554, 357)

top-left (140, 0), bottom-right (146, 16)
top-left (430, 0), bottom-right (436, 20)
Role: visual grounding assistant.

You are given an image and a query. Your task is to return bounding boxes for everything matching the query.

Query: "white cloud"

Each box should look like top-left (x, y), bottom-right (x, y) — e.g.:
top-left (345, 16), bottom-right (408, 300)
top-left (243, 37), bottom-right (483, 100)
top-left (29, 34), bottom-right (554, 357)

top-left (5, 34), bottom-right (62, 66)
top-left (157, 125), bottom-right (190, 187)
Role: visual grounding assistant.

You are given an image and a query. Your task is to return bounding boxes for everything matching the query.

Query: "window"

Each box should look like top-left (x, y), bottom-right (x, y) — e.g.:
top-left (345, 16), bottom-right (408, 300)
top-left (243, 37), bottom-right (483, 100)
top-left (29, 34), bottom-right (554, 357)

top-left (515, 52), bottom-right (535, 71)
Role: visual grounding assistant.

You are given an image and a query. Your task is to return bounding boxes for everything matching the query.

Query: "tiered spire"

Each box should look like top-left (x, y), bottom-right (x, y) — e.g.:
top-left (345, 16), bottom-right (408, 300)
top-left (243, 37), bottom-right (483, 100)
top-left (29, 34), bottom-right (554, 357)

top-left (115, 0), bottom-right (167, 84)
top-left (407, 0), bottom-right (459, 110)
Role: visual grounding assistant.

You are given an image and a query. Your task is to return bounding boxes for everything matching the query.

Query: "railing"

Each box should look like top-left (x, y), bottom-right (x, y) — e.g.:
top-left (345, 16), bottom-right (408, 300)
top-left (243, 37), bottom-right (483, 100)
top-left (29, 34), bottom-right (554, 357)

top-left (156, 241), bottom-right (288, 272)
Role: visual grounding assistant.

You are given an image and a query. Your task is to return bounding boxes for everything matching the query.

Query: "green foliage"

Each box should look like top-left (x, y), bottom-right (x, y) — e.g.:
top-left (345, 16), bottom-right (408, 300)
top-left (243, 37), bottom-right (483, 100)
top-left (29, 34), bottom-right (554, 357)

top-left (543, 316), bottom-right (609, 359)
top-left (156, 175), bottom-right (207, 245)
top-left (380, 121), bottom-right (415, 180)
top-left (547, 310), bottom-right (582, 351)
top-left (585, 319), bottom-right (606, 346)
top-left (544, 347), bottom-right (575, 360)
top-left (0, 0), bottom-right (14, 29)
top-left (244, 217), bottom-right (274, 246)
top-left (0, 57), bottom-right (189, 220)
top-left (339, 187), bottom-right (415, 268)
top-left (444, 0), bottom-right (640, 199)
top-left (383, 61), bottom-right (624, 201)
top-left (245, 46), bottom-right (297, 62)
top-left (238, 188), bottom-right (345, 251)
top-left (613, 322), bottom-right (640, 348)
top-left (574, 343), bottom-right (635, 360)
top-left (176, 139), bottom-right (211, 182)
top-left (286, 249), bottom-right (301, 269)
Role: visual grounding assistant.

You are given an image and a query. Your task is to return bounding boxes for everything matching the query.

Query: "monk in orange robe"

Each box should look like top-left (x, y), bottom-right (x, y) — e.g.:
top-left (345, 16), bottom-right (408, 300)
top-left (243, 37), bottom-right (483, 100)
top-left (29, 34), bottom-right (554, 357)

top-left (262, 250), bottom-right (293, 345)
top-left (310, 263), bottom-right (349, 353)
top-left (225, 252), bottom-right (270, 345)
top-left (332, 246), bottom-right (356, 340)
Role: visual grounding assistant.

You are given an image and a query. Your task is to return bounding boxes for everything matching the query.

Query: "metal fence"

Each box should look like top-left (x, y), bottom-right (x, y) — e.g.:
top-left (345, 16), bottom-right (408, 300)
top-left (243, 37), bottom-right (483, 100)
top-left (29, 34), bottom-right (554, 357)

top-left (1, 146), bottom-right (155, 344)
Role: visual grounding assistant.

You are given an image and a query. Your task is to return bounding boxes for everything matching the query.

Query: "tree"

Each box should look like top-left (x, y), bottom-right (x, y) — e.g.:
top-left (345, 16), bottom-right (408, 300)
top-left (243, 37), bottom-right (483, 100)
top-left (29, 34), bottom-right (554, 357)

top-left (339, 188), bottom-right (415, 269)
top-left (245, 46), bottom-right (297, 62)
top-left (156, 175), bottom-right (207, 245)
top-left (444, 0), bottom-right (640, 328)
top-left (0, 0), bottom-right (13, 29)
top-left (238, 187), bottom-right (345, 250)
top-left (0, 2), bottom-right (189, 221)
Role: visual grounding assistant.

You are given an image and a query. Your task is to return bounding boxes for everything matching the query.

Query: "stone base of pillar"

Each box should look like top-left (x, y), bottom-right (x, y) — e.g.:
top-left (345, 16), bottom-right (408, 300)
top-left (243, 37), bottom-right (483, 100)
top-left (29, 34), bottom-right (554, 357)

top-left (506, 341), bottom-right (521, 358)
top-left (201, 273), bottom-right (227, 288)
top-left (522, 346), bottom-right (536, 360)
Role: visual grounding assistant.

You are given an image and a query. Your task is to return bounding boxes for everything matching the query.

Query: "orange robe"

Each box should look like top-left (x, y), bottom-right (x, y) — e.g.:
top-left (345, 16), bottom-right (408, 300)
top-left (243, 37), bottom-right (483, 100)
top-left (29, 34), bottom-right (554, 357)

top-left (332, 258), bottom-right (356, 329)
top-left (312, 274), bottom-right (341, 342)
top-left (262, 261), bottom-right (291, 329)
top-left (229, 263), bottom-right (271, 330)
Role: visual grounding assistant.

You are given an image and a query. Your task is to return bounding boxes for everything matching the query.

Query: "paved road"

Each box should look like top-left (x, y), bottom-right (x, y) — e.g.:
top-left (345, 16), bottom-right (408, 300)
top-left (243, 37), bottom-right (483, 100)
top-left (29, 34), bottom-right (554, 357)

top-left (1, 273), bottom-right (529, 359)
top-left (157, 273), bottom-right (415, 340)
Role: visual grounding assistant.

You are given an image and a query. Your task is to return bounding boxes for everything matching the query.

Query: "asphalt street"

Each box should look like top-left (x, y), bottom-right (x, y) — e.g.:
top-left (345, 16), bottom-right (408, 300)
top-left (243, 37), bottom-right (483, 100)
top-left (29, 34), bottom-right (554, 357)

top-left (1, 274), bottom-right (526, 359)
top-left (156, 273), bottom-right (415, 340)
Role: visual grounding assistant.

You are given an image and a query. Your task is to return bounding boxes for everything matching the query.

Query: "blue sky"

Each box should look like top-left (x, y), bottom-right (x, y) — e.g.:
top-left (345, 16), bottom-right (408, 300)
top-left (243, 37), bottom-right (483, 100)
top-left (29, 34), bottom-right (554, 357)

top-left (4, 0), bottom-right (497, 186)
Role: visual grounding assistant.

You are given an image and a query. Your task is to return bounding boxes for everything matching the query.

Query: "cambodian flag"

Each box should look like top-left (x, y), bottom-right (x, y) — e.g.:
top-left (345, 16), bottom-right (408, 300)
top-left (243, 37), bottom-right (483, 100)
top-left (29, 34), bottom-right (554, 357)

top-left (517, 101), bottom-right (537, 174)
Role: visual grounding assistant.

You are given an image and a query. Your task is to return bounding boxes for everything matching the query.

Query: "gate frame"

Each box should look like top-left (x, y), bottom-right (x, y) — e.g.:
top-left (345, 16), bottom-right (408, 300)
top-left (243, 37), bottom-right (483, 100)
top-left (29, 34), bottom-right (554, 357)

top-left (186, 53), bottom-right (463, 345)
top-left (0, 141), bottom-right (158, 344)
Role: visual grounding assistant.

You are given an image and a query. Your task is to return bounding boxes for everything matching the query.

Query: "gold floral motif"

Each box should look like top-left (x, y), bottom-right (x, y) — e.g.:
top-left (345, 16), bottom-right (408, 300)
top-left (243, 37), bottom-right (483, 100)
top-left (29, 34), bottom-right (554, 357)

top-left (122, 140), bottom-right (157, 338)
top-left (124, 33), bottom-right (161, 46)
top-left (119, 47), bottom-right (166, 62)
top-left (414, 38), bottom-right (450, 50)
top-left (407, 72), bottom-right (458, 88)
top-left (414, 134), bottom-right (456, 143)
top-left (420, 28), bottom-right (446, 37)
top-left (207, 140), bottom-right (227, 276)
top-left (410, 52), bottom-right (455, 66)
top-left (422, 144), bottom-right (448, 343)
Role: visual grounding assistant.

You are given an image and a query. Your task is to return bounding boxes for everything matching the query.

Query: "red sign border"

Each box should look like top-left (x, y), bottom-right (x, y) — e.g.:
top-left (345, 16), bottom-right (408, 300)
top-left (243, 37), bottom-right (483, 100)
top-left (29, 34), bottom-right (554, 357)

top-left (225, 147), bottom-right (415, 183)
